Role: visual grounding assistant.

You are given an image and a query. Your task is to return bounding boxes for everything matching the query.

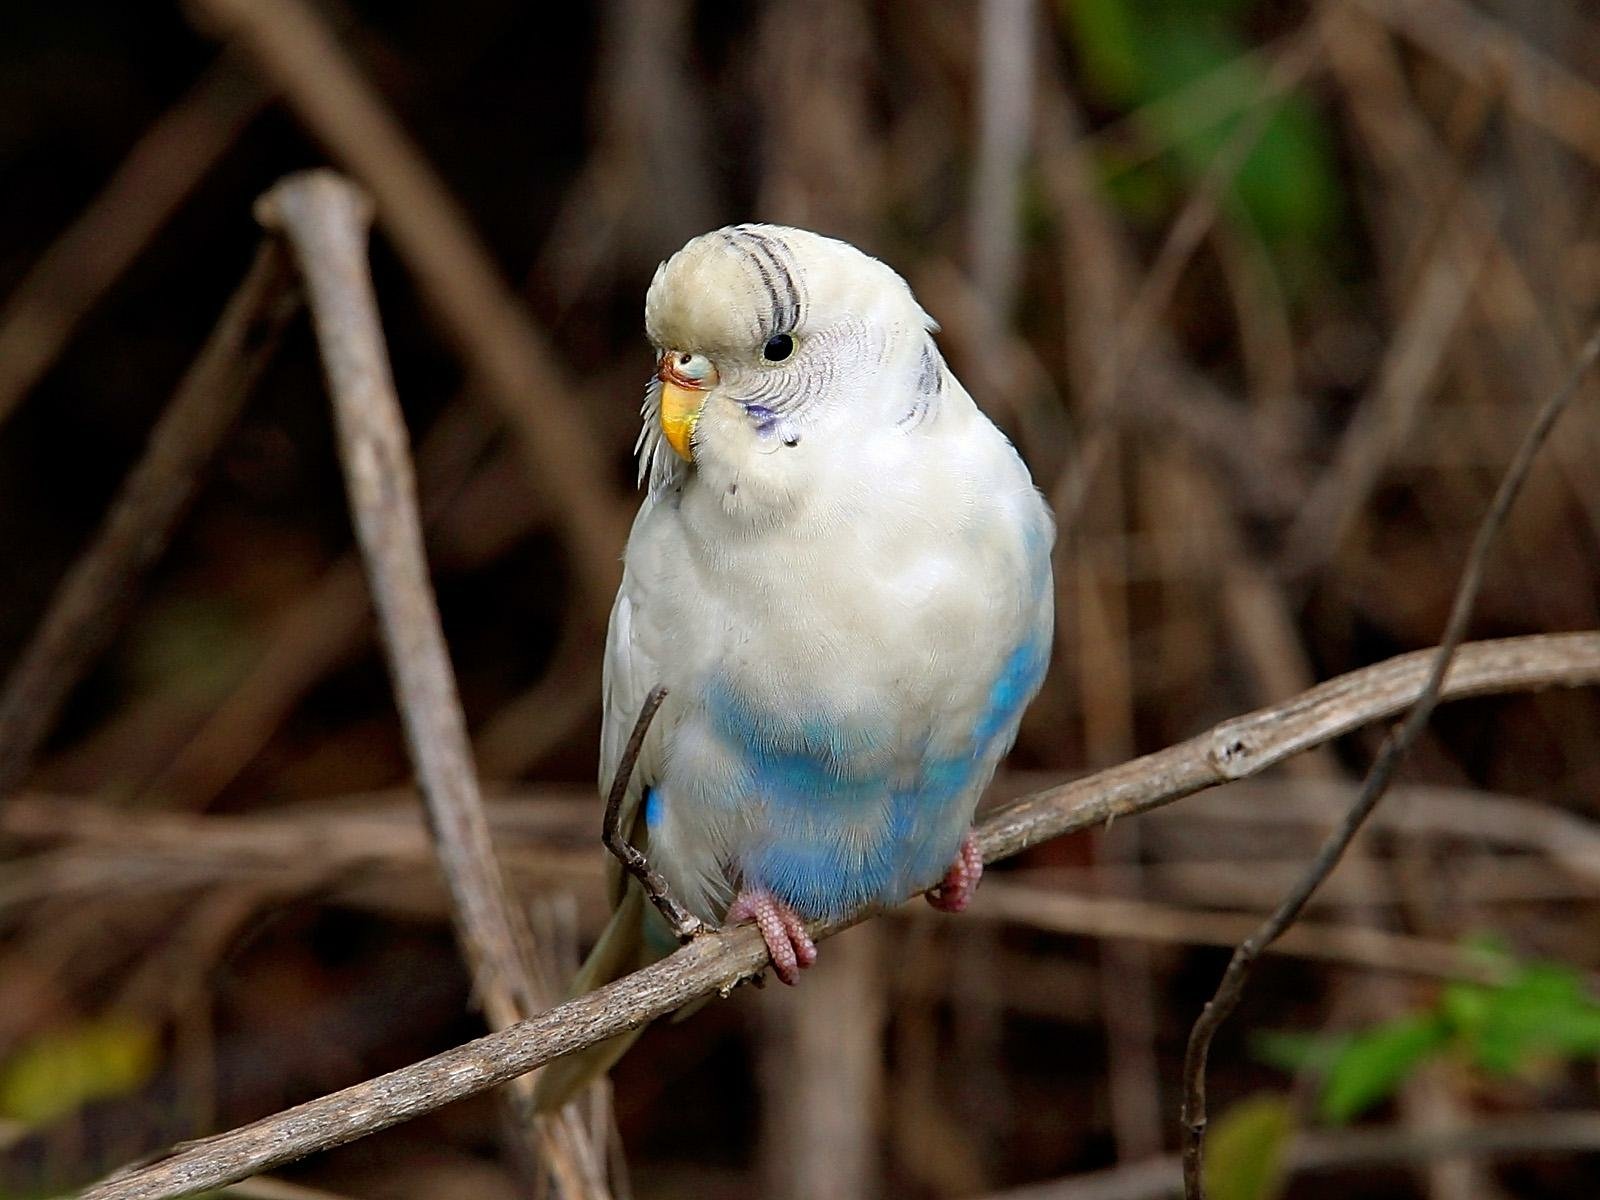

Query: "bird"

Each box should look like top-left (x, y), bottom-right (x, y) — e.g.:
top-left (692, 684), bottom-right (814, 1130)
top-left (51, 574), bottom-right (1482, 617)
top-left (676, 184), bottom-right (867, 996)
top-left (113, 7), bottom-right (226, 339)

top-left (532, 224), bottom-right (1053, 1111)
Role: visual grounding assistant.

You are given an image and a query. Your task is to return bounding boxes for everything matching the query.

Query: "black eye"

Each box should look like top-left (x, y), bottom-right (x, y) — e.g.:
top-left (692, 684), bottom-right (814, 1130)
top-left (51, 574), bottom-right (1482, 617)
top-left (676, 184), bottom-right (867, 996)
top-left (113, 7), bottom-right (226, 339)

top-left (762, 333), bottom-right (795, 362)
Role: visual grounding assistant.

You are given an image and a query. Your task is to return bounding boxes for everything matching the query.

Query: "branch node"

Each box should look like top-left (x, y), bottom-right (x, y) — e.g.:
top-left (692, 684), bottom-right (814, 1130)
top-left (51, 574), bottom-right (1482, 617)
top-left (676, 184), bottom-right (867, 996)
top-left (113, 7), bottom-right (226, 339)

top-left (1207, 723), bottom-right (1262, 778)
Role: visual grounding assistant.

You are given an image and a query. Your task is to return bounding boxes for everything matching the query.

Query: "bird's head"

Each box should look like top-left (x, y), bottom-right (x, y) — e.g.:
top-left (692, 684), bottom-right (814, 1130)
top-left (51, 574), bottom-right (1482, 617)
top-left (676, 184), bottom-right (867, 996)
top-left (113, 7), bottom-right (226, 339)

top-left (636, 225), bottom-right (941, 503)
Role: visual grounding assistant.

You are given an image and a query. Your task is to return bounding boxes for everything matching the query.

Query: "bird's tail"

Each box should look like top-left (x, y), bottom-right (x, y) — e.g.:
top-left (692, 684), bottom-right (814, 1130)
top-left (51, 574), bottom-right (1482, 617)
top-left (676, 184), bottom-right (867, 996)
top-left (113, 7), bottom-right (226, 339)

top-left (532, 883), bottom-right (667, 1112)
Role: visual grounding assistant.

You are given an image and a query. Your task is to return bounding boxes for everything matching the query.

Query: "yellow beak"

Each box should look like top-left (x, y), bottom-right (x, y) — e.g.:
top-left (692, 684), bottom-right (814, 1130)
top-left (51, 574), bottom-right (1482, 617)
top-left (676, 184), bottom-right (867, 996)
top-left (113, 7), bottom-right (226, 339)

top-left (658, 352), bottom-right (715, 461)
top-left (660, 378), bottom-right (704, 461)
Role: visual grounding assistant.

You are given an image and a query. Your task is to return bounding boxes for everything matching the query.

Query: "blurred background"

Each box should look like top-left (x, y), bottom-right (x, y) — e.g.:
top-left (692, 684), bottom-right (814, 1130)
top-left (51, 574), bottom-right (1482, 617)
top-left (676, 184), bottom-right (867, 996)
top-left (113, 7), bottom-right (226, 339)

top-left (4, 1), bottom-right (1600, 1197)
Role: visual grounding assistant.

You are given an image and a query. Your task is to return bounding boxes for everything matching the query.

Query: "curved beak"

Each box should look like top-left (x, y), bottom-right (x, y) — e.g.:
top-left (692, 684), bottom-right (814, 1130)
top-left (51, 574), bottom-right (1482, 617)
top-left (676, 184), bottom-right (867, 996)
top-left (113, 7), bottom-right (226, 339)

top-left (658, 351), bottom-right (716, 461)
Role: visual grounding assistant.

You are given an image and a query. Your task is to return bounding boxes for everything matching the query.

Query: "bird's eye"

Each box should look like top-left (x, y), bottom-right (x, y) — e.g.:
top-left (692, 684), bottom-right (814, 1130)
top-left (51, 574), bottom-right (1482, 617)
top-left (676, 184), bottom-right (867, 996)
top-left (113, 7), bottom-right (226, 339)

top-left (762, 333), bottom-right (795, 363)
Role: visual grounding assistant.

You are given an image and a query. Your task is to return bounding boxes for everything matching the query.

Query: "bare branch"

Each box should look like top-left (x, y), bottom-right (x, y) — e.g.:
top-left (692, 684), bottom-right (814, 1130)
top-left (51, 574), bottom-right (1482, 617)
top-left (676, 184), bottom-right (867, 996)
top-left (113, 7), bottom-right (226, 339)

top-left (1356, 0), bottom-right (1600, 171)
top-left (0, 241), bottom-right (298, 798)
top-left (602, 687), bottom-right (706, 940)
top-left (1178, 321), bottom-right (1600, 1197)
top-left (82, 631), bottom-right (1600, 1200)
top-left (255, 170), bottom-right (607, 1198)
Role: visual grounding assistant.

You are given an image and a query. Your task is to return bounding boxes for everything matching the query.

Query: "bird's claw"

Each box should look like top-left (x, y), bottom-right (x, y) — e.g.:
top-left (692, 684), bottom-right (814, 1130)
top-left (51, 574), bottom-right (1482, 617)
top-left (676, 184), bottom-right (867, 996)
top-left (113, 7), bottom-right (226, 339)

top-left (726, 888), bottom-right (816, 985)
top-left (927, 831), bottom-right (983, 913)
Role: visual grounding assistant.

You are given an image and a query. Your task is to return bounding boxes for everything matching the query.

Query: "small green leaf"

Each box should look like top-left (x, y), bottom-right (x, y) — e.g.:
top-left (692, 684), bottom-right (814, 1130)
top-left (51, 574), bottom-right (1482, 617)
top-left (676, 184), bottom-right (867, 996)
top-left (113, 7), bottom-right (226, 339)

top-left (0, 1016), bottom-right (159, 1124)
top-left (1250, 1029), bottom-right (1349, 1076)
top-left (1456, 962), bottom-right (1600, 1075)
top-left (1205, 1093), bottom-right (1296, 1200)
top-left (1060, 0), bottom-right (1146, 102)
top-left (1320, 1014), bottom-right (1449, 1124)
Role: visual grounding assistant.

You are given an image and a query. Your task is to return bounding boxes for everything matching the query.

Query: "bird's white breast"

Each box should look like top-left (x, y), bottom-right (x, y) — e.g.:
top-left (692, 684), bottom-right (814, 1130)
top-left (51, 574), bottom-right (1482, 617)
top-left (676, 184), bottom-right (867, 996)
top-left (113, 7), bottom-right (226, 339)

top-left (632, 406), bottom-right (1045, 755)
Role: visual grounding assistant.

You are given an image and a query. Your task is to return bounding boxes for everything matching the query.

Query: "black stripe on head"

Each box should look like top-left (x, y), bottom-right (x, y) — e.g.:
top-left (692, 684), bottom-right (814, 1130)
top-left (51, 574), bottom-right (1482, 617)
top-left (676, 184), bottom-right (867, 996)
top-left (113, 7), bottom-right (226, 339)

top-left (742, 225), bottom-right (806, 336)
top-left (726, 227), bottom-right (800, 339)
top-left (720, 228), bottom-right (781, 339)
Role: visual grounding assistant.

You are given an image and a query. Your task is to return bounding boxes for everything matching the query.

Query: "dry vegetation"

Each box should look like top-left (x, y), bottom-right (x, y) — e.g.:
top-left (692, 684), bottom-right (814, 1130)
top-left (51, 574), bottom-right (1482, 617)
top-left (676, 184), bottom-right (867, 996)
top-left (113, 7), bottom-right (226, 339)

top-left (4, 2), bottom-right (1600, 1198)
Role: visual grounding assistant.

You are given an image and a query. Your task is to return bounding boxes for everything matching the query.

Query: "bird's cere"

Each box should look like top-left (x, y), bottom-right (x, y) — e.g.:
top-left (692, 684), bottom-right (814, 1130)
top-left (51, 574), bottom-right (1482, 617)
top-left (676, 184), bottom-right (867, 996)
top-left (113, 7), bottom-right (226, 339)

top-left (657, 349), bottom-right (715, 460)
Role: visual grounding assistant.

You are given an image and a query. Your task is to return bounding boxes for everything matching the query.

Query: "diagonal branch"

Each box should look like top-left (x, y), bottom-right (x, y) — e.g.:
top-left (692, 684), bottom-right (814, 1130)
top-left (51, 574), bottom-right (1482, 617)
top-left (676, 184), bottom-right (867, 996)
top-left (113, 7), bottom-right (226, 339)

top-left (0, 240), bottom-right (299, 799)
top-left (1178, 320), bottom-right (1600, 1197)
top-left (82, 630), bottom-right (1600, 1200)
top-left (601, 686), bottom-right (707, 940)
top-left (254, 170), bottom-right (608, 1199)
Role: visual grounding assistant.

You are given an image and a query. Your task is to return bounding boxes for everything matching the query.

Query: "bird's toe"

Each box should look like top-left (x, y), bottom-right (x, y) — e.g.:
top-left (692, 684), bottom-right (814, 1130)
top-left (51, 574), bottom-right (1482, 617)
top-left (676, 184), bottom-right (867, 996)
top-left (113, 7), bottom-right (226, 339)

top-left (727, 888), bottom-right (816, 985)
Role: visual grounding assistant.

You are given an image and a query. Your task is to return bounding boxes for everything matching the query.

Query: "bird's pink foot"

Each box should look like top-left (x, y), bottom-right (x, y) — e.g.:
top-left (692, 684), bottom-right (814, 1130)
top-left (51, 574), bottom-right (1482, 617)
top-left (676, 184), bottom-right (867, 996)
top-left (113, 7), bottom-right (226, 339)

top-left (726, 888), bottom-right (817, 985)
top-left (927, 831), bottom-right (984, 913)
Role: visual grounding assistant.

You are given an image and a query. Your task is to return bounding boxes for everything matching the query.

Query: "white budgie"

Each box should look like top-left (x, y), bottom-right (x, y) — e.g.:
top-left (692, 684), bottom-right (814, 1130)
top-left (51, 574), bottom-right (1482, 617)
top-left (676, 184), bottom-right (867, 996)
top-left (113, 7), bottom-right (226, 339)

top-left (534, 224), bottom-right (1053, 1110)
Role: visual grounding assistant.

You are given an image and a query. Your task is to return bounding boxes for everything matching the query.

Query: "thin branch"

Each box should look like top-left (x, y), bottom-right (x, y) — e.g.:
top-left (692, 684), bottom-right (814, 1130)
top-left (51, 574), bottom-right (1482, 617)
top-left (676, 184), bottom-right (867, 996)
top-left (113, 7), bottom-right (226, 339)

top-left (153, 409), bottom-right (542, 806)
top-left (254, 170), bottom-right (607, 1199)
top-left (81, 631), bottom-right (1600, 1200)
top-left (602, 686), bottom-right (706, 940)
top-left (0, 241), bottom-right (299, 799)
top-left (1178, 320), bottom-right (1600, 1198)
top-left (1047, 25), bottom-right (1322, 529)
top-left (1355, 0), bottom-right (1600, 171)
top-left (1279, 208), bottom-right (1494, 576)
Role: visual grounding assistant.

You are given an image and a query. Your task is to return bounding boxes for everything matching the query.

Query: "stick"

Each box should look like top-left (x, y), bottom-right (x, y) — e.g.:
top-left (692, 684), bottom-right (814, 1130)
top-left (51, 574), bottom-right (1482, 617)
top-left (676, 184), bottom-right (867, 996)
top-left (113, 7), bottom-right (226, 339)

top-left (254, 170), bottom-right (607, 1199)
top-left (601, 687), bottom-right (706, 941)
top-left (81, 630), bottom-right (1600, 1200)
top-left (0, 241), bottom-right (298, 799)
top-left (1355, 0), bottom-right (1600, 172)
top-left (1178, 322), bottom-right (1600, 1198)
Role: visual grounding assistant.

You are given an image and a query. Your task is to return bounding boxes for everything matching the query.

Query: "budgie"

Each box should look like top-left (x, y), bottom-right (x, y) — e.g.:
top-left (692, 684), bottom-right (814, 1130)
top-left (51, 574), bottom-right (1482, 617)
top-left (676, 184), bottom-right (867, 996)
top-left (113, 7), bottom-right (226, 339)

top-left (533, 225), bottom-right (1053, 1111)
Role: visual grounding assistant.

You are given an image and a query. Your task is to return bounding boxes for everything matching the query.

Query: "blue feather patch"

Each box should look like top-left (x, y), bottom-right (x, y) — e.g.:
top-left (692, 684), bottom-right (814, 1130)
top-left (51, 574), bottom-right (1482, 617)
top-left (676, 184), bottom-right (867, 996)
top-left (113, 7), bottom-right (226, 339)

top-left (699, 631), bottom-right (1046, 919)
top-left (974, 636), bottom-right (1051, 748)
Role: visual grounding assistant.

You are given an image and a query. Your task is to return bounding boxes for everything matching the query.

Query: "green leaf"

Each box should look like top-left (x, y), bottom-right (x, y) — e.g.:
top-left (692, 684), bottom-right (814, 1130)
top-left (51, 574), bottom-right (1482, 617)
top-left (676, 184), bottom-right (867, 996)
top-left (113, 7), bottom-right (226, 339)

top-left (1320, 1014), bottom-right (1449, 1124)
top-left (1059, 0), bottom-right (1344, 257)
top-left (1060, 0), bottom-right (1146, 102)
top-left (1250, 1029), bottom-right (1349, 1077)
top-left (1451, 962), bottom-right (1600, 1075)
top-left (1205, 1093), bottom-right (1296, 1200)
top-left (0, 1016), bottom-right (159, 1124)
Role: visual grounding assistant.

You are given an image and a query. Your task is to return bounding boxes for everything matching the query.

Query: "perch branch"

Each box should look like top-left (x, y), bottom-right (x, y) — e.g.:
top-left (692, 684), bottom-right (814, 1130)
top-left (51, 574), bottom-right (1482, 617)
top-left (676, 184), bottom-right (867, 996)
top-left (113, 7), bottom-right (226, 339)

top-left (255, 171), bottom-right (607, 1198)
top-left (1178, 320), bottom-right (1600, 1197)
top-left (82, 630), bottom-right (1600, 1200)
top-left (0, 240), bottom-right (298, 799)
top-left (602, 686), bottom-right (706, 940)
